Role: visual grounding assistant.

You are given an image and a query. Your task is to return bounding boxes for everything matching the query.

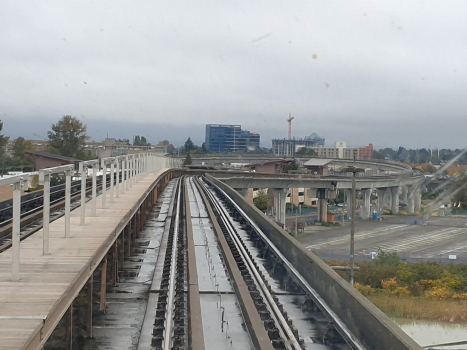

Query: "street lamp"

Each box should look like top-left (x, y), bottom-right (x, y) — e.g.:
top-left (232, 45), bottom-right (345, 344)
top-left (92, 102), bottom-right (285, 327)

top-left (343, 165), bottom-right (365, 286)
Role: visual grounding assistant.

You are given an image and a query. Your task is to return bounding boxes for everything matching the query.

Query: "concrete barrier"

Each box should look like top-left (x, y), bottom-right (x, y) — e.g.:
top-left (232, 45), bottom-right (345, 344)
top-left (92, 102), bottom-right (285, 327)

top-left (207, 174), bottom-right (422, 350)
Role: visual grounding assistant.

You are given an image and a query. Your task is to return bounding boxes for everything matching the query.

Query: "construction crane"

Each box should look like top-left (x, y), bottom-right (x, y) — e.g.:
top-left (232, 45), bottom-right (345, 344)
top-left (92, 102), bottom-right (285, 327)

top-left (287, 113), bottom-right (294, 140)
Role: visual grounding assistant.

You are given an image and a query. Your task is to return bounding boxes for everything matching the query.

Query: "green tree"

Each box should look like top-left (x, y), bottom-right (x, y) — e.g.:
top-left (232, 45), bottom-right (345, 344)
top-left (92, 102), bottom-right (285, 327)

top-left (283, 161), bottom-right (299, 173)
top-left (253, 190), bottom-right (268, 211)
top-left (47, 115), bottom-right (90, 159)
top-left (183, 152), bottom-right (192, 165)
top-left (12, 137), bottom-right (33, 160)
top-left (134, 135), bottom-right (141, 145)
top-left (0, 120), bottom-right (10, 160)
top-left (372, 150), bottom-right (385, 160)
top-left (201, 142), bottom-right (208, 154)
top-left (184, 137), bottom-right (196, 153)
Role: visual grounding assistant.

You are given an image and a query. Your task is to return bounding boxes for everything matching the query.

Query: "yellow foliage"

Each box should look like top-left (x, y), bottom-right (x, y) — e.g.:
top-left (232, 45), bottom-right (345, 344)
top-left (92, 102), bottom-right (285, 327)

top-left (453, 293), bottom-right (467, 300)
top-left (425, 287), bottom-right (452, 300)
top-left (355, 283), bottom-right (374, 296)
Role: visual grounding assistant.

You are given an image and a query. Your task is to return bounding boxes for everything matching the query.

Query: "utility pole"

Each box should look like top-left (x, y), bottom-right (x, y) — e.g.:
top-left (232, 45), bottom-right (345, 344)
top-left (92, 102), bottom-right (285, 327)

top-left (344, 154), bottom-right (364, 287)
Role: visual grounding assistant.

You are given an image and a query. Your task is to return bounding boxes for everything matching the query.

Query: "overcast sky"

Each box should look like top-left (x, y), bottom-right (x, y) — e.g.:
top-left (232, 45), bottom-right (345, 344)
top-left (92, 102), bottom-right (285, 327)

top-left (1, 1), bottom-right (466, 149)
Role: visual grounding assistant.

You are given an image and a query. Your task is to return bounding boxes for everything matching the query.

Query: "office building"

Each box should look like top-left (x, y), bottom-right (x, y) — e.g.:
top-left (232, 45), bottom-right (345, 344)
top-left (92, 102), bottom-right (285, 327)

top-left (205, 124), bottom-right (260, 153)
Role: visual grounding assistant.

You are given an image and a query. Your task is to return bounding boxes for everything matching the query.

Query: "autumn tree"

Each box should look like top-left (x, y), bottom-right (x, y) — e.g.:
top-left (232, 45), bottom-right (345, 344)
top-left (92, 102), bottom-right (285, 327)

top-left (47, 115), bottom-right (90, 159)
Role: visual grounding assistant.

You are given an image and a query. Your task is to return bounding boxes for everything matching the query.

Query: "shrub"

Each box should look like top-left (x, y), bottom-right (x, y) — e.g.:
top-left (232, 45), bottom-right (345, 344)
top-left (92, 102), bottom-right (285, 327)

top-left (355, 283), bottom-right (374, 296)
top-left (425, 287), bottom-right (452, 300)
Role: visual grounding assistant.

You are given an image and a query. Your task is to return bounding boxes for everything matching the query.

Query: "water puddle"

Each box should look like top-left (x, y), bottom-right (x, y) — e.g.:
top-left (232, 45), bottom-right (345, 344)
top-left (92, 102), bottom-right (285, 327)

top-left (393, 318), bottom-right (467, 349)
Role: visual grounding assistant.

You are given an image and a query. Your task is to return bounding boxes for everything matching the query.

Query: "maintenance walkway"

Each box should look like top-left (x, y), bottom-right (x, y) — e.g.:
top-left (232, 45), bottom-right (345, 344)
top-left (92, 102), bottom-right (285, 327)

top-left (0, 168), bottom-right (168, 350)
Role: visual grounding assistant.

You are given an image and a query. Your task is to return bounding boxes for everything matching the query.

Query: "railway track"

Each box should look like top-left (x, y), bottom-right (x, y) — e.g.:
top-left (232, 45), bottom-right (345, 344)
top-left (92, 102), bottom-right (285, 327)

top-left (145, 176), bottom-right (363, 350)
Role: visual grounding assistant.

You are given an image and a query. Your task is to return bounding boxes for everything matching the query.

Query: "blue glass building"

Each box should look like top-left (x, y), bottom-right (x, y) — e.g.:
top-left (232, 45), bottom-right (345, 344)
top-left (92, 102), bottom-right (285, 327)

top-left (205, 124), bottom-right (260, 153)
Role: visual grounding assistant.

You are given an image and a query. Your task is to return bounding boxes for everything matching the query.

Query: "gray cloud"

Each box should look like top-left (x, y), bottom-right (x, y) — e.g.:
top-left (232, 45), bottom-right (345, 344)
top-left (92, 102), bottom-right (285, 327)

top-left (1, 0), bottom-right (467, 149)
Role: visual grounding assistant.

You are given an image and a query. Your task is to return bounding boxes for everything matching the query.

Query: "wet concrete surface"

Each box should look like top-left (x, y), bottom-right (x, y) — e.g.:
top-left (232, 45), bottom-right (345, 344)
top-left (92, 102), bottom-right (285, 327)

top-left (79, 182), bottom-right (175, 350)
top-left (187, 177), bottom-right (254, 349)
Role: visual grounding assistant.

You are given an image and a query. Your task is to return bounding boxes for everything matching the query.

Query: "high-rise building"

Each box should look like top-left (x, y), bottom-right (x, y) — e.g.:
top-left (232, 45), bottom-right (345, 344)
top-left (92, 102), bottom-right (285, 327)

top-left (205, 124), bottom-right (260, 153)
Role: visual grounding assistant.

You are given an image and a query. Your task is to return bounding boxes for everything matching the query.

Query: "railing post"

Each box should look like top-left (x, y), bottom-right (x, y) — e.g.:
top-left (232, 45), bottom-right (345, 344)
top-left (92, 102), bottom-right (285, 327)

top-left (40, 171), bottom-right (51, 255)
top-left (92, 162), bottom-right (97, 216)
top-left (11, 179), bottom-right (23, 281)
top-left (116, 157), bottom-right (120, 198)
top-left (65, 169), bottom-right (71, 237)
top-left (121, 157), bottom-right (126, 194)
top-left (102, 159), bottom-right (107, 208)
top-left (110, 161), bottom-right (115, 203)
top-left (80, 163), bottom-right (86, 226)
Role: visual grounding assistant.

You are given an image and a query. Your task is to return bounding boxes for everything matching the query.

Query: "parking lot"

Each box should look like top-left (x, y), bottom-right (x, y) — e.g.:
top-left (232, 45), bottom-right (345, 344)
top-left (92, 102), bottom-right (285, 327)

top-left (296, 215), bottom-right (467, 263)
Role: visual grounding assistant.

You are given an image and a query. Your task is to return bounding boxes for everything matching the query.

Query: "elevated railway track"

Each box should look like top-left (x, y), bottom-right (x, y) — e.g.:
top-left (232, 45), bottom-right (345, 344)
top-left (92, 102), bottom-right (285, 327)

top-left (0, 166), bottom-right (421, 349)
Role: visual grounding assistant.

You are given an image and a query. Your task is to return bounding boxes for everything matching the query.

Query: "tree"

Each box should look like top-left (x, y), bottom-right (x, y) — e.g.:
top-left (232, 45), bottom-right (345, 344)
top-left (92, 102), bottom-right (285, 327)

top-left (372, 150), bottom-right (385, 160)
top-left (183, 152), bottom-right (192, 165)
top-left (134, 135), bottom-right (141, 145)
top-left (12, 137), bottom-right (33, 160)
top-left (201, 142), bottom-right (208, 154)
top-left (184, 137), bottom-right (195, 153)
top-left (0, 120), bottom-right (9, 159)
top-left (283, 161), bottom-right (299, 173)
top-left (253, 190), bottom-right (268, 211)
top-left (47, 115), bottom-right (90, 159)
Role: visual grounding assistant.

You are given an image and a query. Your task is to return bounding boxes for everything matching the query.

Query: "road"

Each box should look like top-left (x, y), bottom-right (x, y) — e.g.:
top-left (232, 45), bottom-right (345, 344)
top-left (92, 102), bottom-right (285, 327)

top-left (296, 216), bottom-right (467, 263)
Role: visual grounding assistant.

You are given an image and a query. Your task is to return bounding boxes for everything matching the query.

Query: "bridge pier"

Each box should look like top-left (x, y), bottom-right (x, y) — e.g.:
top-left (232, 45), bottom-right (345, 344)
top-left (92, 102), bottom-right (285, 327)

top-left (272, 188), bottom-right (289, 226)
top-left (376, 188), bottom-right (386, 214)
top-left (390, 186), bottom-right (401, 214)
top-left (361, 189), bottom-right (372, 220)
top-left (414, 186), bottom-right (421, 213)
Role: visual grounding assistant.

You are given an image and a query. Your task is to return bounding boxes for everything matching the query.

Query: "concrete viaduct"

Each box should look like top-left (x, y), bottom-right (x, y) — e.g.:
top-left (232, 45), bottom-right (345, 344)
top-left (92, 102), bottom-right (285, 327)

top-left (198, 158), bottom-right (425, 225)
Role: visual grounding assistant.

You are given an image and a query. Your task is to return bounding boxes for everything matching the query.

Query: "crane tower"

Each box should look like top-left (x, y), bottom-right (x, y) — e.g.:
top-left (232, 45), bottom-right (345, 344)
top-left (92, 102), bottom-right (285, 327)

top-left (287, 113), bottom-right (294, 140)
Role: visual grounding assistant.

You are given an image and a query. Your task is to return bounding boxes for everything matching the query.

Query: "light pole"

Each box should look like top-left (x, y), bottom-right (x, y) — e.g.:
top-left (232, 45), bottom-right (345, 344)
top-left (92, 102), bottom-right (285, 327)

top-left (343, 165), bottom-right (365, 286)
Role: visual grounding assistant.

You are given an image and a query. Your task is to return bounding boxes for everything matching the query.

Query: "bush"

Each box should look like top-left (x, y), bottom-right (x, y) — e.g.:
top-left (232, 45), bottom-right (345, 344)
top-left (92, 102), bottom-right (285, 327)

top-left (354, 283), bottom-right (374, 296)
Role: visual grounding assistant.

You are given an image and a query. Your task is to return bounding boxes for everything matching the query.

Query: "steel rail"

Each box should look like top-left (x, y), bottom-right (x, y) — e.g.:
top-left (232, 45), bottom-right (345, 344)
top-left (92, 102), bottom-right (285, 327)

top-left (196, 177), bottom-right (302, 350)
top-left (206, 178), bottom-right (365, 350)
top-left (163, 178), bottom-right (182, 350)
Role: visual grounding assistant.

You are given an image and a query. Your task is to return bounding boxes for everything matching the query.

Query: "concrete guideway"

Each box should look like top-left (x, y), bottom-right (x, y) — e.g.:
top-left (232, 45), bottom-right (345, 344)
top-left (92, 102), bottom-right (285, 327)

top-left (209, 158), bottom-right (424, 222)
top-left (207, 174), bottom-right (423, 350)
top-left (0, 167), bottom-right (172, 350)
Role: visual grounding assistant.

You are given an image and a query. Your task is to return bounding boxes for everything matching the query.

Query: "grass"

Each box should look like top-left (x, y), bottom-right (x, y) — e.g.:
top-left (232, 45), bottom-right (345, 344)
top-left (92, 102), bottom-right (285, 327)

top-left (367, 294), bottom-right (467, 323)
top-left (323, 256), bottom-right (467, 323)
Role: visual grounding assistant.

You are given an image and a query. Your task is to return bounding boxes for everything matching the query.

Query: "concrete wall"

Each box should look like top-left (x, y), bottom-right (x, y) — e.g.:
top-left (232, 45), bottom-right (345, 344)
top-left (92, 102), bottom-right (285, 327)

top-left (207, 174), bottom-right (422, 350)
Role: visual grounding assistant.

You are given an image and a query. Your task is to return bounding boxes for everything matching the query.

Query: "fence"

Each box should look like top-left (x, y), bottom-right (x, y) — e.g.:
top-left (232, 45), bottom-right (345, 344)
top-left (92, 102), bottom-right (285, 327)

top-left (4, 153), bottom-right (181, 281)
top-left (310, 249), bottom-right (467, 265)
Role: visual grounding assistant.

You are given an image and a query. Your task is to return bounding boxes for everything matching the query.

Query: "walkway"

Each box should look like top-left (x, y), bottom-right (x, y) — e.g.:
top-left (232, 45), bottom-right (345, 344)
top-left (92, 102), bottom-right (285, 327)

top-left (0, 169), bottom-right (168, 350)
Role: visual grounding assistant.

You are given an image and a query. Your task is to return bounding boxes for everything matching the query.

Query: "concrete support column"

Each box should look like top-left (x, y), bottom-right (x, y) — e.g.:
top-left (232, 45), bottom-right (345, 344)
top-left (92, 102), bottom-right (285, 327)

top-left (272, 188), bottom-right (289, 225)
top-left (390, 186), bottom-right (401, 214)
top-left (318, 198), bottom-right (328, 223)
top-left (401, 185), bottom-right (408, 203)
top-left (316, 188), bottom-right (330, 223)
top-left (414, 187), bottom-right (421, 213)
top-left (361, 189), bottom-right (372, 220)
top-left (100, 257), bottom-right (107, 312)
top-left (376, 188), bottom-right (386, 214)
top-left (86, 275), bottom-right (93, 338)
top-left (406, 185), bottom-right (415, 215)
